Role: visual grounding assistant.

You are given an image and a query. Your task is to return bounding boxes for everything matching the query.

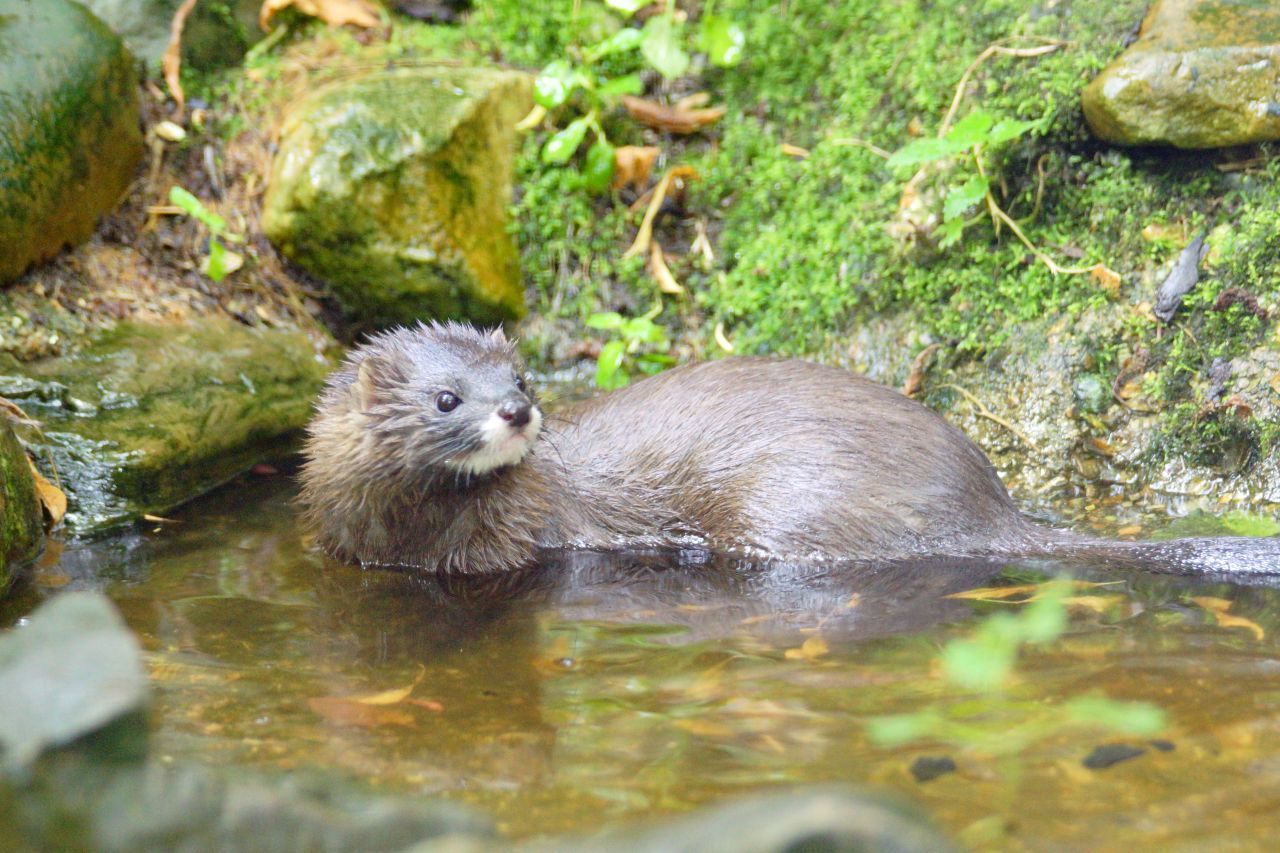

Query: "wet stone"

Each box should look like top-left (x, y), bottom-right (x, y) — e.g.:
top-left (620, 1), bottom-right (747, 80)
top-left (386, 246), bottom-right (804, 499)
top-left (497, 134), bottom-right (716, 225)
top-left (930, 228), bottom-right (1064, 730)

top-left (262, 65), bottom-right (533, 330)
top-left (1083, 743), bottom-right (1147, 769)
top-left (1083, 0), bottom-right (1280, 148)
top-left (0, 319), bottom-right (331, 536)
top-left (80, 0), bottom-right (263, 71)
top-left (535, 786), bottom-right (956, 853)
top-left (0, 417), bottom-right (43, 592)
top-left (910, 755), bottom-right (958, 783)
top-left (0, 592), bottom-right (147, 773)
top-left (0, 0), bottom-right (144, 283)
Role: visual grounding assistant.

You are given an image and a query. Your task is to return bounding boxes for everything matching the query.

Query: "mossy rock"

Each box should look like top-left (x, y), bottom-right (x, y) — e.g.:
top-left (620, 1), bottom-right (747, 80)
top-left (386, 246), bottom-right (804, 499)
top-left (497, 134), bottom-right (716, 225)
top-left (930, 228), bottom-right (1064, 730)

top-left (262, 65), bottom-right (532, 329)
top-left (1083, 0), bottom-right (1280, 148)
top-left (0, 417), bottom-right (42, 592)
top-left (0, 319), bottom-right (333, 536)
top-left (0, 0), bottom-right (144, 283)
top-left (80, 0), bottom-right (264, 72)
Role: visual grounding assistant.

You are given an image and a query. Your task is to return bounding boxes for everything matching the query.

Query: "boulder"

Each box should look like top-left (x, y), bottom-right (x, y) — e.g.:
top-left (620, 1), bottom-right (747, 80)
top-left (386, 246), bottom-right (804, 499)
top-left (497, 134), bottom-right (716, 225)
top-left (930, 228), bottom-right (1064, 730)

top-left (0, 318), bottom-right (332, 536)
top-left (1083, 0), bottom-right (1280, 148)
top-left (79, 0), bottom-right (264, 72)
top-left (0, 418), bottom-right (42, 592)
top-left (0, 593), bottom-right (147, 773)
top-left (263, 66), bottom-right (532, 329)
top-left (0, 0), bottom-right (144, 283)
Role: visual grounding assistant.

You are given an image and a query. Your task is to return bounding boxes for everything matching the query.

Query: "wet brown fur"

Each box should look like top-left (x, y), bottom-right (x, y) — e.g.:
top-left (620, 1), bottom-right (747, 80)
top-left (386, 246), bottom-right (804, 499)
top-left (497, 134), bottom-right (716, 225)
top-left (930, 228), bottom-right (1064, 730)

top-left (299, 324), bottom-right (1280, 576)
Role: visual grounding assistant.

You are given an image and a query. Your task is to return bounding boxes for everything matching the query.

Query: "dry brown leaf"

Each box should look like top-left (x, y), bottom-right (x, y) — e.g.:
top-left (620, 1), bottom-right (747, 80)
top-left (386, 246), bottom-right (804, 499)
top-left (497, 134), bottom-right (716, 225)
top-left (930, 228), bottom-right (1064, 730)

top-left (784, 636), bottom-right (829, 662)
top-left (1116, 524), bottom-right (1142, 537)
top-left (713, 321), bottom-right (734, 353)
top-left (260, 0), bottom-right (382, 30)
top-left (612, 145), bottom-right (660, 192)
top-left (353, 666), bottom-right (425, 704)
top-left (947, 580), bottom-right (1116, 602)
top-left (308, 696), bottom-right (415, 728)
top-left (649, 243), bottom-right (685, 295)
top-left (1191, 596), bottom-right (1265, 642)
top-left (1090, 263), bottom-right (1122, 298)
top-left (163, 0), bottom-right (199, 120)
top-left (674, 92), bottom-right (711, 111)
top-left (1062, 595), bottom-right (1120, 614)
top-left (406, 698), bottom-right (445, 712)
top-left (623, 165), bottom-right (698, 259)
top-left (902, 343), bottom-right (940, 398)
top-left (621, 95), bottom-right (726, 135)
top-left (28, 459), bottom-right (66, 527)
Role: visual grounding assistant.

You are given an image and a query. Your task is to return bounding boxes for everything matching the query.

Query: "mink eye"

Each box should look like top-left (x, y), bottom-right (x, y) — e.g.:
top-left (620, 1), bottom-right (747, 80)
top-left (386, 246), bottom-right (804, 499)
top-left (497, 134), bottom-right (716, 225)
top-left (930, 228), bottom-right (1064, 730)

top-left (514, 374), bottom-right (528, 393)
top-left (435, 391), bottom-right (460, 413)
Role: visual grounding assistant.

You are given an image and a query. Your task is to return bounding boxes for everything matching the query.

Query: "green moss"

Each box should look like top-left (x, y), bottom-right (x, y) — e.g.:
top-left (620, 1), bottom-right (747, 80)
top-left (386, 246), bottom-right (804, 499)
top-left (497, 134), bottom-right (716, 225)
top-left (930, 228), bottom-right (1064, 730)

top-left (0, 417), bottom-right (42, 588)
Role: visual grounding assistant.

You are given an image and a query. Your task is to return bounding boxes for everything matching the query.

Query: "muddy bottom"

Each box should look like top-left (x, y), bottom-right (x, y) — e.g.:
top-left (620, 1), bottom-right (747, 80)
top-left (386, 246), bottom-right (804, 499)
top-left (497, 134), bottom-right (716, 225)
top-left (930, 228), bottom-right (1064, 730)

top-left (4, 474), bottom-right (1280, 849)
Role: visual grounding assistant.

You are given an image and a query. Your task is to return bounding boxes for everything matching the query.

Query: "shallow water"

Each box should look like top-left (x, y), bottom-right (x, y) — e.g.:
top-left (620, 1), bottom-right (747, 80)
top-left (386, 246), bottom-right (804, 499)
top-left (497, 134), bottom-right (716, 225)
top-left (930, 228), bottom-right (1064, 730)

top-left (5, 473), bottom-right (1280, 849)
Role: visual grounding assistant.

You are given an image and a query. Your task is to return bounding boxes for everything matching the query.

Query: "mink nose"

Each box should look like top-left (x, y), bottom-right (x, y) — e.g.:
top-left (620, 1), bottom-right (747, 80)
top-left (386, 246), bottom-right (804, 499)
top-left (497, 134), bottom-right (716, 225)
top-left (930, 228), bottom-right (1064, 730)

top-left (497, 399), bottom-right (532, 428)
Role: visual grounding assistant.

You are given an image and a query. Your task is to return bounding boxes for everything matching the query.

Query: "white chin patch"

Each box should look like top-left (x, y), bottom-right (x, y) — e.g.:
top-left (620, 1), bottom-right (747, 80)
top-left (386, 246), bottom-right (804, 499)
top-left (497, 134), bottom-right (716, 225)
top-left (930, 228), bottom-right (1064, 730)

top-left (448, 407), bottom-right (542, 476)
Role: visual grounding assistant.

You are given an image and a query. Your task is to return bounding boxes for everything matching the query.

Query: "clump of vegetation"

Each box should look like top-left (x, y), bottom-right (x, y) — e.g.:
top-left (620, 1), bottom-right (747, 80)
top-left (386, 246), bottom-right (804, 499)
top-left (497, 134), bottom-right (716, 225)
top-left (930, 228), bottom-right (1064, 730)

top-left (586, 308), bottom-right (675, 388)
top-left (867, 579), bottom-right (1165, 764)
top-left (168, 186), bottom-right (242, 282)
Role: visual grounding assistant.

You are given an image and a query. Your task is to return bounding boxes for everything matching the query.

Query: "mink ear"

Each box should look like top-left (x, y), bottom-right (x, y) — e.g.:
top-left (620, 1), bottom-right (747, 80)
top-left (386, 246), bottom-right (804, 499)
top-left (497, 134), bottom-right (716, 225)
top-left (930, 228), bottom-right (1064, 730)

top-left (354, 356), bottom-right (383, 412)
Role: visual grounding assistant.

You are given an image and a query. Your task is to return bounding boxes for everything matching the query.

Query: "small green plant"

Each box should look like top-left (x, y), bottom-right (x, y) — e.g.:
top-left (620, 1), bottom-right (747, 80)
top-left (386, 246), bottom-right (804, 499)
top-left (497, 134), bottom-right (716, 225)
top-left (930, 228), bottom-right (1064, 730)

top-left (887, 108), bottom-right (1037, 250)
top-left (533, 0), bottom-right (743, 190)
top-left (586, 308), bottom-right (676, 389)
top-left (168, 186), bottom-right (243, 281)
top-left (867, 580), bottom-right (1166, 755)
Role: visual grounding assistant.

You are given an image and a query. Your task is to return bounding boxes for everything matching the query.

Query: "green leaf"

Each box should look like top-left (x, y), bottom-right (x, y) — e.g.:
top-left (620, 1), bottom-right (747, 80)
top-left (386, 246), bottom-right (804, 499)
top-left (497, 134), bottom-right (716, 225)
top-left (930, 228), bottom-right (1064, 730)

top-left (945, 110), bottom-right (995, 148)
top-left (885, 136), bottom-right (966, 169)
top-left (987, 118), bottom-right (1036, 146)
top-left (586, 27), bottom-right (644, 61)
top-left (534, 60), bottom-right (577, 109)
top-left (596, 340), bottom-right (630, 389)
top-left (1221, 511), bottom-right (1280, 538)
top-left (865, 711), bottom-right (940, 747)
top-left (698, 15), bottom-right (744, 67)
top-left (584, 137), bottom-right (615, 194)
top-left (586, 311), bottom-right (624, 330)
top-left (942, 175), bottom-right (989, 221)
top-left (169, 186), bottom-right (226, 235)
top-left (935, 216), bottom-right (966, 249)
top-left (203, 238), bottom-right (228, 282)
top-left (941, 636), bottom-right (1014, 691)
top-left (598, 74), bottom-right (644, 97)
top-left (604, 0), bottom-right (652, 17)
top-left (641, 16), bottom-right (690, 79)
top-left (541, 117), bottom-right (590, 165)
top-left (1063, 697), bottom-right (1166, 736)
top-left (1019, 592), bottom-right (1068, 644)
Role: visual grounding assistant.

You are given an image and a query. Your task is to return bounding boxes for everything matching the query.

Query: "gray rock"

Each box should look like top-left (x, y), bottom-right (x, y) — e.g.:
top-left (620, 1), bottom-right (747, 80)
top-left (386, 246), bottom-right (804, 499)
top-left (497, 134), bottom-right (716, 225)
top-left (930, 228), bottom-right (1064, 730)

top-left (0, 417), bottom-right (43, 592)
top-left (0, 592), bottom-right (147, 773)
top-left (262, 66), bottom-right (533, 330)
top-left (4, 757), bottom-right (496, 851)
top-left (1083, 0), bottom-right (1280, 148)
top-left (533, 787), bottom-right (955, 853)
top-left (79, 0), bottom-right (263, 71)
top-left (0, 0), bottom-right (144, 283)
top-left (0, 318), bottom-right (332, 535)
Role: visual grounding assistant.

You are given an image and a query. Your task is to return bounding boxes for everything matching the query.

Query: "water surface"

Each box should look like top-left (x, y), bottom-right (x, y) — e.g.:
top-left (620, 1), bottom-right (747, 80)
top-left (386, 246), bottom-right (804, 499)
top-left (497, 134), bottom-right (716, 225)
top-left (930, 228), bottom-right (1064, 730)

top-left (5, 474), bottom-right (1280, 848)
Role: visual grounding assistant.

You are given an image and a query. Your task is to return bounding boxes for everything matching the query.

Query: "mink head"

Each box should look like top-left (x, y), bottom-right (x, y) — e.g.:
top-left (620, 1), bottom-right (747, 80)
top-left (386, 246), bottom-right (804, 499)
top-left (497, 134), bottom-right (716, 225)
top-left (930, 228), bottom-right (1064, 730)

top-left (343, 322), bottom-right (542, 480)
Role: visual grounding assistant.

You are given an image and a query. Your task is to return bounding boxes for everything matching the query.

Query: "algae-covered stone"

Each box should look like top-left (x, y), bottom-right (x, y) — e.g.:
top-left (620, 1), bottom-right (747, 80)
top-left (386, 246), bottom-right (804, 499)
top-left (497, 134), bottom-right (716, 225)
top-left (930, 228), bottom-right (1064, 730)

top-left (0, 0), bottom-right (144, 283)
top-left (0, 417), bottom-right (42, 591)
top-left (80, 0), bottom-right (264, 72)
top-left (0, 319), bottom-right (332, 535)
top-left (1083, 0), bottom-right (1280, 148)
top-left (263, 66), bottom-right (532, 329)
